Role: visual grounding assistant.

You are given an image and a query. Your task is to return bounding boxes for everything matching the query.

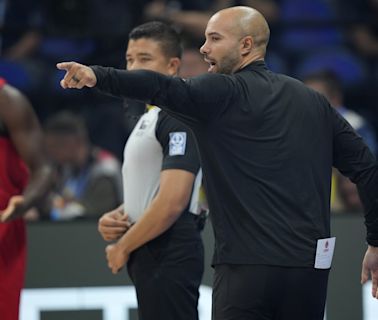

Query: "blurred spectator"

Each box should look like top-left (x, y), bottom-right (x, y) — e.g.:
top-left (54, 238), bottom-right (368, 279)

top-left (40, 0), bottom-right (142, 67)
top-left (278, 0), bottom-right (343, 54)
top-left (336, 174), bottom-right (364, 213)
top-left (1, 0), bottom-right (42, 60)
top-left (331, 0), bottom-right (378, 58)
top-left (144, 0), bottom-right (279, 41)
top-left (143, 0), bottom-right (213, 39)
top-left (0, 0), bottom-right (45, 93)
top-left (304, 70), bottom-right (376, 213)
top-left (89, 0), bottom-right (149, 67)
top-left (294, 48), bottom-right (367, 88)
top-left (304, 70), bottom-right (376, 154)
top-left (179, 44), bottom-right (208, 78)
top-left (43, 111), bottom-right (122, 220)
top-left (37, 0), bottom-right (97, 68)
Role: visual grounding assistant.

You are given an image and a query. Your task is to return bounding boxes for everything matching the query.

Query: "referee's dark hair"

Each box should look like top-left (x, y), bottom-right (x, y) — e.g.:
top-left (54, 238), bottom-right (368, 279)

top-left (129, 21), bottom-right (183, 59)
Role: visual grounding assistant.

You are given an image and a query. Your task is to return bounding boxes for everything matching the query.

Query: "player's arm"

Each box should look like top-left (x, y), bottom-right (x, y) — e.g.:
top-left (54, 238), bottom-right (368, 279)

top-left (114, 168), bottom-right (194, 250)
top-left (0, 84), bottom-right (54, 221)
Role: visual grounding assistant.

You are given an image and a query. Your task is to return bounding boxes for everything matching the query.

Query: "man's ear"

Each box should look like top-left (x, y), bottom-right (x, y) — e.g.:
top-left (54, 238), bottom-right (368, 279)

top-left (240, 36), bottom-right (253, 56)
top-left (168, 57), bottom-right (181, 76)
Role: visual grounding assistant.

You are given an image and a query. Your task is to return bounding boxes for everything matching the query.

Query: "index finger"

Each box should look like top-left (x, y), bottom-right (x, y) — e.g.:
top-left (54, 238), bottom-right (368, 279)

top-left (57, 61), bottom-right (81, 87)
top-left (56, 62), bottom-right (75, 71)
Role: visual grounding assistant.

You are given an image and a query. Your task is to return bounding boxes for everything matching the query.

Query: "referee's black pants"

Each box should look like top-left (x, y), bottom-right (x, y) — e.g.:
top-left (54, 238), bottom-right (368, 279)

top-left (127, 212), bottom-right (204, 320)
top-left (212, 264), bottom-right (329, 320)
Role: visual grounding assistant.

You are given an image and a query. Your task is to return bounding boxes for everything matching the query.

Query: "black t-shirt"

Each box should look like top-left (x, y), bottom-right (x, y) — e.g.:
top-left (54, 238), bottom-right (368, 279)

top-left (92, 61), bottom-right (378, 267)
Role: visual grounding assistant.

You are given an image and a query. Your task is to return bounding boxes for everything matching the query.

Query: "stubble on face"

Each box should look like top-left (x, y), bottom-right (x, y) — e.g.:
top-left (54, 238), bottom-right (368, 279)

top-left (203, 13), bottom-right (244, 75)
top-left (216, 48), bottom-right (241, 74)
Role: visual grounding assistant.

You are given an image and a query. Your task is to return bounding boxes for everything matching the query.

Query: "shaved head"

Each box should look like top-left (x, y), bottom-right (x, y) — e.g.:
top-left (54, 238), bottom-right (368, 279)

top-left (212, 6), bottom-right (270, 54)
top-left (201, 6), bottom-right (270, 74)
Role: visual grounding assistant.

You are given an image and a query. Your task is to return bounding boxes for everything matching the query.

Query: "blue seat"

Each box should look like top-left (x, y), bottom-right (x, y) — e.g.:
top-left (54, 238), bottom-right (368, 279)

top-left (295, 48), bottom-right (367, 86)
top-left (0, 59), bottom-right (32, 92)
top-left (39, 37), bottom-right (96, 61)
top-left (281, 0), bottom-right (335, 21)
top-left (279, 0), bottom-right (343, 52)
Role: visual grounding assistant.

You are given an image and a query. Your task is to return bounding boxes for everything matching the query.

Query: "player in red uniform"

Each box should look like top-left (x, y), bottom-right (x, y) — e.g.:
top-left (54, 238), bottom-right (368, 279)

top-left (0, 78), bottom-right (53, 320)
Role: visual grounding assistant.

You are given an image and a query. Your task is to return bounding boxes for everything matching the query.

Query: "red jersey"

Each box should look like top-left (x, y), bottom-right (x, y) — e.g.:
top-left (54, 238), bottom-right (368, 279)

top-left (0, 78), bottom-right (29, 320)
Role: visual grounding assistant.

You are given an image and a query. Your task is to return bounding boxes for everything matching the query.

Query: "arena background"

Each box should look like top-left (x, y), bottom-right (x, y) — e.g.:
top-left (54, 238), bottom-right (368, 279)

top-left (2, 1), bottom-right (377, 319)
top-left (22, 214), bottom-right (378, 320)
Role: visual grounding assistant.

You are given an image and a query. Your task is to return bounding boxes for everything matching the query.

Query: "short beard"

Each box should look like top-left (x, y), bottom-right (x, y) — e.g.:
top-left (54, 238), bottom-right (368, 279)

top-left (217, 51), bottom-right (240, 74)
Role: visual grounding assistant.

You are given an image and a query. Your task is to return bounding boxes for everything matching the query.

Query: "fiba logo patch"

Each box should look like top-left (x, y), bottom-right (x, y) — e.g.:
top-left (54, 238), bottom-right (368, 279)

top-left (169, 132), bottom-right (187, 156)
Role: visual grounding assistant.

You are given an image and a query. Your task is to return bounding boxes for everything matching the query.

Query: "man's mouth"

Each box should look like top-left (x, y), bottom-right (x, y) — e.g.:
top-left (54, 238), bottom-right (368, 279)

top-left (205, 58), bottom-right (217, 73)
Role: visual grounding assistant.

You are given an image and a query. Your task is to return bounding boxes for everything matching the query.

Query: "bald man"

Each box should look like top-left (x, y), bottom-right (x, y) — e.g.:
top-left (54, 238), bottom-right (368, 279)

top-left (56, 6), bottom-right (378, 320)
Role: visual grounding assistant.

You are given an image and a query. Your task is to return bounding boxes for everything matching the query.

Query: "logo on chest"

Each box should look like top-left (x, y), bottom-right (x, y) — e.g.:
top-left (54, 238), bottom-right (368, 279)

top-left (135, 119), bottom-right (151, 136)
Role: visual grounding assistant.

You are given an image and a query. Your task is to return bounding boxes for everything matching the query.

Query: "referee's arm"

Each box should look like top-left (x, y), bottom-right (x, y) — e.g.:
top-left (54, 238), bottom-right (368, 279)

top-left (106, 169), bottom-right (195, 274)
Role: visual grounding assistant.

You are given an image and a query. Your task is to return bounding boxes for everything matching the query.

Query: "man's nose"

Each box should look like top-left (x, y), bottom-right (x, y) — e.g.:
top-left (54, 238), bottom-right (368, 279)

top-left (200, 41), bottom-right (209, 55)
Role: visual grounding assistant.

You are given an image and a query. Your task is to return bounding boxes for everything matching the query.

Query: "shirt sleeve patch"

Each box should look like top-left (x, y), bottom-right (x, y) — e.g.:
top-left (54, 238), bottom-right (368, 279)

top-left (169, 132), bottom-right (187, 156)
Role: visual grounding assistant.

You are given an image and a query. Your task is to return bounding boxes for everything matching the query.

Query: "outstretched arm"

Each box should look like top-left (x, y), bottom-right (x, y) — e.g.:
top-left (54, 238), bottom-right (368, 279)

top-left (57, 62), bottom-right (97, 89)
top-left (57, 61), bottom-right (235, 122)
top-left (0, 84), bottom-right (54, 222)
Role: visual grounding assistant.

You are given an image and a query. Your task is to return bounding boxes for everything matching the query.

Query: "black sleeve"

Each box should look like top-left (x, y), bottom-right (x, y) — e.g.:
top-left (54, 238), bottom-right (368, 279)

top-left (332, 106), bottom-right (378, 246)
top-left (91, 66), bottom-right (236, 123)
top-left (155, 111), bottom-right (200, 175)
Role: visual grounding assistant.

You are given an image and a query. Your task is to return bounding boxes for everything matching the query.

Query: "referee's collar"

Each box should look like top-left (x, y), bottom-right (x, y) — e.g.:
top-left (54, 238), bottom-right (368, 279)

top-left (237, 60), bottom-right (267, 73)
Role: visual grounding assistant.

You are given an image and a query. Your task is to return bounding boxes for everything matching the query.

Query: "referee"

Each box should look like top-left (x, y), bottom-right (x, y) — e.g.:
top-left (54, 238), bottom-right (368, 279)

top-left (58, 6), bottom-right (378, 320)
top-left (97, 22), bottom-right (204, 320)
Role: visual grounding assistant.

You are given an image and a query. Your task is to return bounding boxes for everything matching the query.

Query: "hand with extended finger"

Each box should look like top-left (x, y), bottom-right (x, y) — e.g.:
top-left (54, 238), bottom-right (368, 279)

top-left (56, 62), bottom-right (97, 89)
